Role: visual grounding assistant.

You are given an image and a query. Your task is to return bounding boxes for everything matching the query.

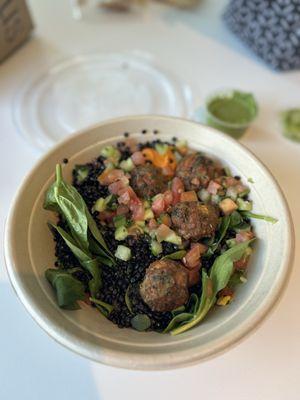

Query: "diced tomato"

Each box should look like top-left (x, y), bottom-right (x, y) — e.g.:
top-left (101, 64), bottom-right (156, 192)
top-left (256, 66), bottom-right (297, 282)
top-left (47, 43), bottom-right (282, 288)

top-left (156, 224), bottom-right (172, 242)
top-left (163, 190), bottom-right (173, 207)
top-left (183, 244), bottom-right (202, 269)
top-left (180, 191), bottom-right (198, 202)
top-left (160, 213), bottom-right (171, 227)
top-left (108, 177), bottom-right (129, 195)
top-left (235, 231), bottom-right (254, 243)
top-left (187, 268), bottom-right (200, 287)
top-left (234, 258), bottom-right (249, 270)
top-left (235, 184), bottom-right (248, 194)
top-left (116, 204), bottom-right (129, 216)
top-left (118, 186), bottom-right (140, 206)
top-left (224, 176), bottom-right (239, 187)
top-left (191, 242), bottom-right (207, 254)
top-left (218, 287), bottom-right (234, 297)
top-left (171, 177), bottom-right (185, 205)
top-left (131, 151), bottom-right (145, 166)
top-left (152, 194), bottom-right (166, 215)
top-left (98, 210), bottom-right (116, 223)
top-left (130, 203), bottom-right (145, 221)
top-left (207, 180), bottom-right (222, 195)
top-left (98, 169), bottom-right (124, 185)
top-left (148, 218), bottom-right (158, 230)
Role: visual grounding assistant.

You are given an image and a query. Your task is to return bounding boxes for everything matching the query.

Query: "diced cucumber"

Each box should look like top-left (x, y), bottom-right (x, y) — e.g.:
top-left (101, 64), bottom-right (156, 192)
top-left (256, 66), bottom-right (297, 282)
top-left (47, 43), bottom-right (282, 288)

top-left (143, 200), bottom-right (150, 208)
top-left (115, 245), bottom-right (131, 261)
top-left (237, 198), bottom-right (253, 211)
top-left (100, 146), bottom-right (121, 162)
top-left (155, 143), bottom-right (169, 155)
top-left (114, 226), bottom-right (128, 241)
top-left (176, 139), bottom-right (187, 149)
top-left (144, 208), bottom-right (154, 220)
top-left (74, 165), bottom-right (89, 183)
top-left (136, 220), bottom-right (146, 227)
top-left (150, 240), bottom-right (163, 256)
top-left (211, 194), bottom-right (221, 204)
top-left (119, 158), bottom-right (135, 172)
top-left (92, 194), bottom-right (113, 213)
top-left (113, 215), bottom-right (127, 228)
top-left (198, 188), bottom-right (211, 203)
top-left (164, 232), bottom-right (182, 246)
top-left (226, 186), bottom-right (238, 200)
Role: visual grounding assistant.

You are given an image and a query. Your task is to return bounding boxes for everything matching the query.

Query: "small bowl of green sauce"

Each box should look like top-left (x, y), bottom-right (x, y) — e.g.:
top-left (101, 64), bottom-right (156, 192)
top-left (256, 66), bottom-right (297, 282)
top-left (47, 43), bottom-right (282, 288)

top-left (281, 108), bottom-right (300, 143)
top-left (205, 89), bottom-right (258, 139)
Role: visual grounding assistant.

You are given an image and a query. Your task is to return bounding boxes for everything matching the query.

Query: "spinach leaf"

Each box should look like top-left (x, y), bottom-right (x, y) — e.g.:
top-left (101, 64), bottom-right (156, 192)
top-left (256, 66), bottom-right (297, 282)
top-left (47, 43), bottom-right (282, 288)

top-left (163, 312), bottom-right (194, 333)
top-left (170, 240), bottom-right (255, 335)
top-left (89, 297), bottom-right (114, 317)
top-left (241, 211), bottom-right (278, 224)
top-left (125, 286), bottom-right (133, 314)
top-left (44, 182), bottom-right (60, 212)
top-left (49, 223), bottom-right (101, 296)
top-left (206, 215), bottom-right (231, 256)
top-left (210, 239), bottom-right (254, 294)
top-left (229, 211), bottom-right (243, 228)
top-left (45, 268), bottom-right (85, 309)
top-left (45, 164), bottom-right (114, 265)
top-left (162, 250), bottom-right (187, 260)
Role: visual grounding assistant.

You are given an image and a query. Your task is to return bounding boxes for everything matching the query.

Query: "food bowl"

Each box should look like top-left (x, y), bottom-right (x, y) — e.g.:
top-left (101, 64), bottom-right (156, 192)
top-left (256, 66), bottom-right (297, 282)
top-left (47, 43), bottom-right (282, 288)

top-left (4, 115), bottom-right (294, 370)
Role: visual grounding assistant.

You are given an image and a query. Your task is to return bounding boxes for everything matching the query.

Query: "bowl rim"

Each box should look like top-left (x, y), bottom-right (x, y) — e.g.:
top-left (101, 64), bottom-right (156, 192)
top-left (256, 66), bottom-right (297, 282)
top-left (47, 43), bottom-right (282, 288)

top-left (4, 115), bottom-right (295, 370)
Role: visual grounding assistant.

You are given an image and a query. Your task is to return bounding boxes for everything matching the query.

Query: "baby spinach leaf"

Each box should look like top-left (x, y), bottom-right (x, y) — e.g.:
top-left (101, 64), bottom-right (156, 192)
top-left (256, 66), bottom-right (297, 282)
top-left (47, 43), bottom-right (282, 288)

top-left (206, 215), bottom-right (231, 256)
top-left (229, 211), bottom-right (243, 228)
top-left (45, 268), bottom-right (85, 309)
top-left (210, 239), bottom-right (254, 294)
top-left (44, 182), bottom-right (60, 212)
top-left (89, 297), bottom-right (114, 317)
top-left (163, 312), bottom-right (194, 333)
top-left (125, 286), bottom-right (133, 314)
top-left (162, 250), bottom-right (187, 260)
top-left (49, 223), bottom-right (101, 296)
top-left (55, 193), bottom-right (89, 251)
top-left (170, 270), bottom-right (214, 335)
top-left (170, 240), bottom-right (255, 335)
top-left (241, 211), bottom-right (278, 224)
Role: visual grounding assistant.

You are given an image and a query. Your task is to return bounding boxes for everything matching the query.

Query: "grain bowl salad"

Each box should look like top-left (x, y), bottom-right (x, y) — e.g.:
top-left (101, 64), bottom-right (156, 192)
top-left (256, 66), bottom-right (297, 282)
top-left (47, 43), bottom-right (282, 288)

top-left (44, 132), bottom-right (277, 335)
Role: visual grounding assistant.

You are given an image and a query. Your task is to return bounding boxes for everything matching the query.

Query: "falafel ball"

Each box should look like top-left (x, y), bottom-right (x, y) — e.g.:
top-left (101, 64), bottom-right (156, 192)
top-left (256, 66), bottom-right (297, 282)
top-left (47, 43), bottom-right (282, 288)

top-left (140, 259), bottom-right (189, 312)
top-left (171, 201), bottom-right (219, 241)
top-left (176, 153), bottom-right (223, 191)
top-left (130, 164), bottom-right (167, 198)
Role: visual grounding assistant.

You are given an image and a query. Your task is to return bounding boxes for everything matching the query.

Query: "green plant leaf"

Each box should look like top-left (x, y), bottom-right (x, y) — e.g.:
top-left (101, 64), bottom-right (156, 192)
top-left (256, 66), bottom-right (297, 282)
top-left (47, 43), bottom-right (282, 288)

top-left (170, 240), bottom-right (255, 335)
top-left (49, 223), bottom-right (101, 296)
top-left (206, 215), bottom-right (230, 256)
top-left (45, 268), bottom-right (85, 309)
top-left (90, 297), bottom-right (114, 317)
top-left (163, 312), bottom-right (194, 333)
top-left (210, 239), bottom-right (254, 294)
top-left (44, 182), bottom-right (60, 212)
top-left (170, 270), bottom-right (213, 335)
top-left (162, 250), bottom-right (187, 260)
top-left (125, 286), bottom-right (133, 314)
top-left (241, 211), bottom-right (278, 224)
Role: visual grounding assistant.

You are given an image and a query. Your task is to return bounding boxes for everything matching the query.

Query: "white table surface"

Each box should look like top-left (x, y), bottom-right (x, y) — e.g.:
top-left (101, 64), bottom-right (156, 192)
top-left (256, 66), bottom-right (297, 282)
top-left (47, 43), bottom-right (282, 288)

top-left (1, 1), bottom-right (300, 399)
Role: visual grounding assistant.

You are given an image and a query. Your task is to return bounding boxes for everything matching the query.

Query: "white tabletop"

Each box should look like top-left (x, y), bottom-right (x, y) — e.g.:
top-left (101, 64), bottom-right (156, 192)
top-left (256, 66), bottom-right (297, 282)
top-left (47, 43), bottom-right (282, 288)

top-left (1, 1), bottom-right (300, 399)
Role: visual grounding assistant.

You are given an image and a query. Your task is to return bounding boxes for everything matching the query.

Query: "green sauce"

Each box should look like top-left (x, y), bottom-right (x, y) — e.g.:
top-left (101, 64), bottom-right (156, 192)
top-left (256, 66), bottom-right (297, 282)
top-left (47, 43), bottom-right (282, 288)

top-left (207, 91), bottom-right (257, 125)
top-left (282, 108), bottom-right (300, 142)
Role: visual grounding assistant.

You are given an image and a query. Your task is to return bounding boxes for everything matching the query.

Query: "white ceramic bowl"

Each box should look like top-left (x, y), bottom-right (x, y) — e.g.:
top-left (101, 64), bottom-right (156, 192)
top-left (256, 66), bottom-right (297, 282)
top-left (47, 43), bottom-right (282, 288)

top-left (4, 116), bottom-right (294, 370)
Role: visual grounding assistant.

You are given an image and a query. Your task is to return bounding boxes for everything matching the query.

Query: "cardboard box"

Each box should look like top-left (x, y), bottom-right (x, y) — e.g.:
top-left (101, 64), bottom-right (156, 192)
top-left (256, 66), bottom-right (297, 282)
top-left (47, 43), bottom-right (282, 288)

top-left (0, 0), bottom-right (33, 63)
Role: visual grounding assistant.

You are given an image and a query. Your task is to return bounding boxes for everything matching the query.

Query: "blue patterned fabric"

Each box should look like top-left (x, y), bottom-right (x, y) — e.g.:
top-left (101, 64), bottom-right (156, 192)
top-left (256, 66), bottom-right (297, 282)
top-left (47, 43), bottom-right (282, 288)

top-left (223, 0), bottom-right (300, 71)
